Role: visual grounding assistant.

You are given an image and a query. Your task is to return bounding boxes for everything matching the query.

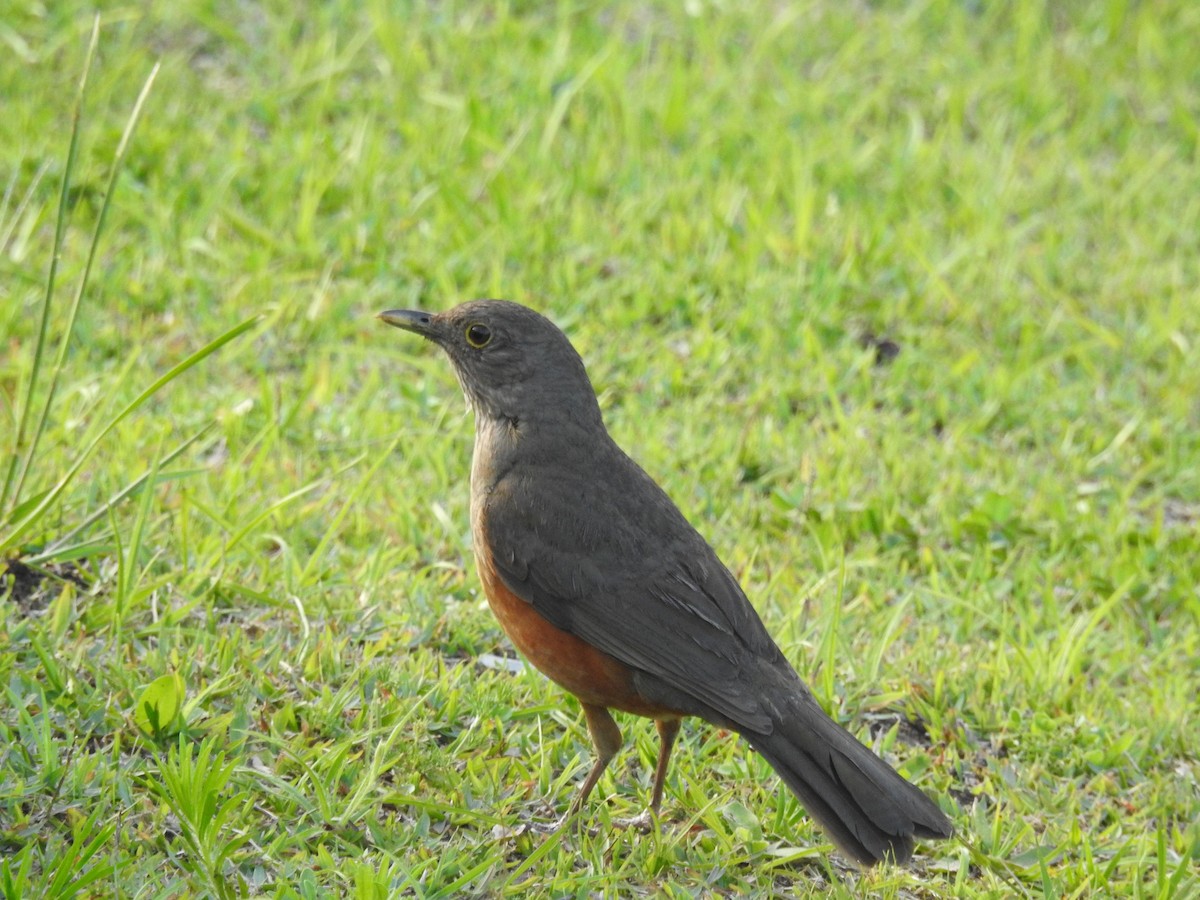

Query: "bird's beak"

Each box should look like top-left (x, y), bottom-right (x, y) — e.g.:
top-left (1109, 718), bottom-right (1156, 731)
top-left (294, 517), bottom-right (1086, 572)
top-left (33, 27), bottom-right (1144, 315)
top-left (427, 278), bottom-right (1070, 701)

top-left (378, 309), bottom-right (437, 337)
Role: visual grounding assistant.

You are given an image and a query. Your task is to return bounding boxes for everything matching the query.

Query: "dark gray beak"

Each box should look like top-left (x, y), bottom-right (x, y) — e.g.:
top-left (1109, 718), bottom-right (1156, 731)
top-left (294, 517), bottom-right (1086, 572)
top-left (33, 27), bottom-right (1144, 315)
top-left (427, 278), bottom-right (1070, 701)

top-left (378, 309), bottom-right (436, 336)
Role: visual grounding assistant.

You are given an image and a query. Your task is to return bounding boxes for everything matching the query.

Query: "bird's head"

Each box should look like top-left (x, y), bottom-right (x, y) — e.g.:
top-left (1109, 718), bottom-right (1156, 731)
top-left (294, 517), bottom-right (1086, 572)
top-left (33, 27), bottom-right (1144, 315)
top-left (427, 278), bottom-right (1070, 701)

top-left (379, 299), bottom-right (602, 428)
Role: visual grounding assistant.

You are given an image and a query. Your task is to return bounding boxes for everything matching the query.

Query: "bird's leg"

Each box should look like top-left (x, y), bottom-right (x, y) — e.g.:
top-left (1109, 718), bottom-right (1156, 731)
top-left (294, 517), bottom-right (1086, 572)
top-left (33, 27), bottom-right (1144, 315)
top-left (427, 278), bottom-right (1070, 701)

top-left (572, 703), bottom-right (623, 813)
top-left (541, 709), bottom-right (679, 833)
top-left (534, 703), bottom-right (622, 832)
top-left (648, 717), bottom-right (681, 813)
top-left (617, 717), bottom-right (682, 831)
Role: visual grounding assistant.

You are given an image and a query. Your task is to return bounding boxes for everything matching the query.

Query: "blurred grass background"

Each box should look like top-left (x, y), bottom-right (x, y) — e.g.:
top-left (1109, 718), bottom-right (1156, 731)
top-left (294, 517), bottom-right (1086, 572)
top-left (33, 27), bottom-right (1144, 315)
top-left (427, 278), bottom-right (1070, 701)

top-left (1, 1), bottom-right (1197, 896)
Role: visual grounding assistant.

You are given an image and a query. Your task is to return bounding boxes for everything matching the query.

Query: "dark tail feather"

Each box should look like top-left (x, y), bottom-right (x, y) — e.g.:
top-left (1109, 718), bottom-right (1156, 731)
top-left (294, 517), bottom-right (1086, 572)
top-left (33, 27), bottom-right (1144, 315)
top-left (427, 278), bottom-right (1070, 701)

top-left (743, 687), bottom-right (953, 866)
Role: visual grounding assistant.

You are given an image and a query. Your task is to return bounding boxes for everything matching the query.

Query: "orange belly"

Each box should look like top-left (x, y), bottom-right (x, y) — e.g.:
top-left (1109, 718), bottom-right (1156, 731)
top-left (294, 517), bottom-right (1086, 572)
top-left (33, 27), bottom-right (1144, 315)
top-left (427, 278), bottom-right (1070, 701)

top-left (475, 550), bottom-right (676, 718)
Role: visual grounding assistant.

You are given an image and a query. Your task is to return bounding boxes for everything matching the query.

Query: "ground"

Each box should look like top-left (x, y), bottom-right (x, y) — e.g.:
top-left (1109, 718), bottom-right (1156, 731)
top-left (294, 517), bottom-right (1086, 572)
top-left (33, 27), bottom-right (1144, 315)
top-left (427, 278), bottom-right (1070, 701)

top-left (1, 1), bottom-right (1197, 897)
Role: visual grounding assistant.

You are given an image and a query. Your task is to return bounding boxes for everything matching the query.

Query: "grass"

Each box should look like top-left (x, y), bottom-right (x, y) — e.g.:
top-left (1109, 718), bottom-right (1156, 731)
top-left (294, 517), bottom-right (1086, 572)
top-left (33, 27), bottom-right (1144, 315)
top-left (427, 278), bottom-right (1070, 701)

top-left (1, 0), bottom-right (1197, 896)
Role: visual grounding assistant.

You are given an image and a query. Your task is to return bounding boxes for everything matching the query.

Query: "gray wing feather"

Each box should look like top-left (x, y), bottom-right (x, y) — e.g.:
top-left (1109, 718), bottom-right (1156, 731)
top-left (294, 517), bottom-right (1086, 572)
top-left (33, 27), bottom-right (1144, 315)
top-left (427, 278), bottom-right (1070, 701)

top-left (481, 455), bottom-right (786, 732)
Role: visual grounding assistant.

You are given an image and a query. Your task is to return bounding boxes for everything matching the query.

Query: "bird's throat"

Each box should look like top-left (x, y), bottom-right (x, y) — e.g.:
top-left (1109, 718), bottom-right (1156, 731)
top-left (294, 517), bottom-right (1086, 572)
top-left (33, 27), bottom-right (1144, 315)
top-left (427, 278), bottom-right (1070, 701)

top-left (471, 413), bottom-right (521, 497)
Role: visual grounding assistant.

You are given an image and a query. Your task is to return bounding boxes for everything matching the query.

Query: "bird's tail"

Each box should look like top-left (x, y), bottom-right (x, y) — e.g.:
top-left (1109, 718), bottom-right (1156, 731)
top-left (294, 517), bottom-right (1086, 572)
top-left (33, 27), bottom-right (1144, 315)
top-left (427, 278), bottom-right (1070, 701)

top-left (742, 680), bottom-right (953, 866)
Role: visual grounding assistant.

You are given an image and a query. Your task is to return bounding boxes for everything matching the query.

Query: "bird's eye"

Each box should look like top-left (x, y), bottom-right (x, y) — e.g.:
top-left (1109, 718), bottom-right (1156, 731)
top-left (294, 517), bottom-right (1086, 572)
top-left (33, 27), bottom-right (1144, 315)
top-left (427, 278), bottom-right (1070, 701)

top-left (465, 323), bottom-right (492, 348)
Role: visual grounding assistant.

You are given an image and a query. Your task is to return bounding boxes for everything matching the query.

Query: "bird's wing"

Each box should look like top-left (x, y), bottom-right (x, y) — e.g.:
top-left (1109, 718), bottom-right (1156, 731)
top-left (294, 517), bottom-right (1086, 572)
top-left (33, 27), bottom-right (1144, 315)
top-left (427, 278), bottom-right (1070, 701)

top-left (480, 456), bottom-right (787, 732)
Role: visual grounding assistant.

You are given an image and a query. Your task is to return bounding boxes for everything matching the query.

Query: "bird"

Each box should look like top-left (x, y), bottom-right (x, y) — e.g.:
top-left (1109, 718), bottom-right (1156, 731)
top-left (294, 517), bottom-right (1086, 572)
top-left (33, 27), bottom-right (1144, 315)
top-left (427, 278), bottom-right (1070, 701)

top-left (378, 299), bottom-right (952, 865)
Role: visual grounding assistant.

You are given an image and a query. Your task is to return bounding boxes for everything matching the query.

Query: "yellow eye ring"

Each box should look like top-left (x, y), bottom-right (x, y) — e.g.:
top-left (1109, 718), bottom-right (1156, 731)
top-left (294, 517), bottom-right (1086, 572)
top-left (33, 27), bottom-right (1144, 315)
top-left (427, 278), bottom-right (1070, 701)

top-left (465, 323), bottom-right (492, 348)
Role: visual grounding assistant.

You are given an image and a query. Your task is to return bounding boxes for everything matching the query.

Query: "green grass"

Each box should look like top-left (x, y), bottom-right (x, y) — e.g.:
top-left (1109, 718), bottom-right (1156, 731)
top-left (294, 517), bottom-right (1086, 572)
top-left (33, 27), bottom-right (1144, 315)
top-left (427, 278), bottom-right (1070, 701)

top-left (2, 1), bottom-right (1198, 896)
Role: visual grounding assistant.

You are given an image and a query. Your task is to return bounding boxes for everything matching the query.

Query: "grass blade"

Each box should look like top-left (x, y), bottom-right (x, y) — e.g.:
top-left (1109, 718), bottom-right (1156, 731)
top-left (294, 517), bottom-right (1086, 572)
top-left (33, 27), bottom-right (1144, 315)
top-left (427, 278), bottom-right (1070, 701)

top-left (0, 315), bottom-right (259, 555)
top-left (9, 54), bottom-right (162, 518)
top-left (0, 19), bottom-right (98, 518)
top-left (28, 423), bottom-right (217, 563)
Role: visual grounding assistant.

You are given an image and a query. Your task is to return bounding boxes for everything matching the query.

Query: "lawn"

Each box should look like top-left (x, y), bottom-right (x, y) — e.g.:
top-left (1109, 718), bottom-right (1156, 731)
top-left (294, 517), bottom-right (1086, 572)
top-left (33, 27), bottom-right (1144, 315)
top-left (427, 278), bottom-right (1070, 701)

top-left (1, 1), bottom-right (1198, 897)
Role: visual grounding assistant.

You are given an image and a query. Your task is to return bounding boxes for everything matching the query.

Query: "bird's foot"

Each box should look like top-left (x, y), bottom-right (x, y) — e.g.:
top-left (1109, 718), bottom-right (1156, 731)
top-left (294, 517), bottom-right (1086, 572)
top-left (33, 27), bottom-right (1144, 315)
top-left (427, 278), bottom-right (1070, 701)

top-left (529, 810), bottom-right (597, 836)
top-left (613, 808), bottom-right (659, 833)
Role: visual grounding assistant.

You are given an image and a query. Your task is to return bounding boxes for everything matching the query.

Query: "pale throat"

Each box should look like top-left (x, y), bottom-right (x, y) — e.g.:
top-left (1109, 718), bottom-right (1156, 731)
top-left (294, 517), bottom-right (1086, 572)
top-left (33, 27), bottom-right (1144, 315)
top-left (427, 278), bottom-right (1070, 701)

top-left (470, 413), bottom-right (521, 498)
